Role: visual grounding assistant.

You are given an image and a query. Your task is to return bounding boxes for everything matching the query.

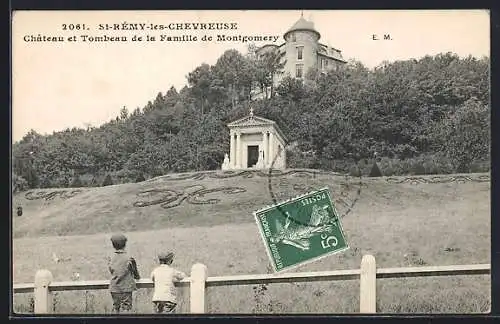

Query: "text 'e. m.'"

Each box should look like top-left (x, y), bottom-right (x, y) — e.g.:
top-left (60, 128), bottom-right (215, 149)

top-left (372, 34), bottom-right (392, 40)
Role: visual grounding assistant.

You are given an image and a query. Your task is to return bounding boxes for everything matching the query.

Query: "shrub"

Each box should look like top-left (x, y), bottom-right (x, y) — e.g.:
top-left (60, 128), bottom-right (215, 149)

top-left (411, 162), bottom-right (426, 175)
top-left (39, 177), bottom-right (53, 189)
top-left (376, 157), bottom-right (394, 176)
top-left (349, 165), bottom-right (362, 177)
top-left (70, 175), bottom-right (83, 187)
top-left (12, 173), bottom-right (29, 193)
top-left (49, 175), bottom-right (70, 188)
top-left (115, 168), bottom-right (139, 184)
top-left (331, 160), bottom-right (351, 173)
top-left (102, 174), bottom-right (113, 186)
top-left (284, 149), bottom-right (314, 169)
top-left (390, 159), bottom-right (413, 176)
top-left (76, 174), bottom-right (96, 188)
top-left (469, 160), bottom-right (490, 173)
top-left (356, 159), bottom-right (371, 176)
top-left (135, 174), bottom-right (146, 183)
top-left (417, 154), bottom-right (454, 175)
top-left (383, 165), bottom-right (394, 177)
top-left (456, 163), bottom-right (471, 173)
top-left (369, 162), bottom-right (383, 177)
top-left (367, 154), bottom-right (457, 176)
top-left (90, 176), bottom-right (100, 187)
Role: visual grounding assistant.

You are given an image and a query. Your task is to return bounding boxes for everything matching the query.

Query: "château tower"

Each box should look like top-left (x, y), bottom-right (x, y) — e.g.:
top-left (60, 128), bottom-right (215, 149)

top-left (255, 13), bottom-right (347, 95)
top-left (282, 14), bottom-right (322, 82)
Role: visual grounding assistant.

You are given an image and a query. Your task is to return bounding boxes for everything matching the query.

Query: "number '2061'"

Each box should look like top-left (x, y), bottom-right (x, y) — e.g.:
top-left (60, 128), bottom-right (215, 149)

top-left (62, 24), bottom-right (87, 30)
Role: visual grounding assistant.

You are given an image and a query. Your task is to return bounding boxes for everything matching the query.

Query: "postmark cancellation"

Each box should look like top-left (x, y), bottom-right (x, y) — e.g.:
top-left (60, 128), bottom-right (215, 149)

top-left (253, 187), bottom-right (349, 273)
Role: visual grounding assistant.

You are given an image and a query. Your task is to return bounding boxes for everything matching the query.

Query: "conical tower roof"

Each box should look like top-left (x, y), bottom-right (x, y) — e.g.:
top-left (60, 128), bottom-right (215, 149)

top-left (283, 16), bottom-right (321, 40)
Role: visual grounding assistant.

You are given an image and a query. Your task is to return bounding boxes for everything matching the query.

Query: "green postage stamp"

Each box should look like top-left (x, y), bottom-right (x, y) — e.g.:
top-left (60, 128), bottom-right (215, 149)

top-left (254, 187), bottom-right (349, 272)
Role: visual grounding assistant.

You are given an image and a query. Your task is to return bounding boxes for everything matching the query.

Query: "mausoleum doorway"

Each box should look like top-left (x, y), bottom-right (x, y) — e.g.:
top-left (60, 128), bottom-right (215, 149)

top-left (247, 145), bottom-right (259, 168)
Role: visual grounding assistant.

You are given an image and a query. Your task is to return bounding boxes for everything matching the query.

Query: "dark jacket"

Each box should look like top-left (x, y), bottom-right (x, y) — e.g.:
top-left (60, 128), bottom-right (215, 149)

top-left (108, 250), bottom-right (140, 293)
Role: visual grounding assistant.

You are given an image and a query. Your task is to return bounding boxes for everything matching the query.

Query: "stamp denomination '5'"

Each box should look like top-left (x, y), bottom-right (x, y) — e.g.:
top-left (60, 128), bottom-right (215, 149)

top-left (254, 187), bottom-right (349, 273)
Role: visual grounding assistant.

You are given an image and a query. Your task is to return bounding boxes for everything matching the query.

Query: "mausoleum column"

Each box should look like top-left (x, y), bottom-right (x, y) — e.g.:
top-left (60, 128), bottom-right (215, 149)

top-left (229, 131), bottom-right (235, 168)
top-left (236, 132), bottom-right (241, 168)
top-left (268, 132), bottom-right (274, 166)
top-left (262, 131), bottom-right (268, 167)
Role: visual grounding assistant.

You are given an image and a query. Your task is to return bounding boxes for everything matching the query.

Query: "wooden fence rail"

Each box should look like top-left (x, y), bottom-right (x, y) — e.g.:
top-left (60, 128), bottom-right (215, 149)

top-left (13, 255), bottom-right (490, 314)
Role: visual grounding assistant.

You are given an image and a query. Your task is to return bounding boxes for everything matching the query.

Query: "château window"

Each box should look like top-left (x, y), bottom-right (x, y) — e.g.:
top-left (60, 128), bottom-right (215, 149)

top-left (297, 46), bottom-right (303, 60)
top-left (291, 34), bottom-right (296, 42)
top-left (296, 64), bottom-right (304, 78)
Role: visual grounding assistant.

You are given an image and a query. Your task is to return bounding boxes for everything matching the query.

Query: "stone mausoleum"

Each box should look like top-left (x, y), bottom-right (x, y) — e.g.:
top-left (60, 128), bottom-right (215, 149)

top-left (221, 108), bottom-right (287, 170)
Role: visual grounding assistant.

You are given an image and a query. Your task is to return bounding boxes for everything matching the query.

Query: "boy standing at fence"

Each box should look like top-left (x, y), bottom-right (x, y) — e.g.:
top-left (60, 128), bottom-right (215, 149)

top-left (150, 252), bottom-right (187, 313)
top-left (108, 233), bottom-right (141, 314)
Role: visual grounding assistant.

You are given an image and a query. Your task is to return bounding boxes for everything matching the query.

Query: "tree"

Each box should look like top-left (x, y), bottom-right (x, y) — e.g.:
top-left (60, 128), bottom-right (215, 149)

top-left (212, 49), bottom-right (254, 109)
top-left (254, 50), bottom-right (286, 99)
top-left (165, 86), bottom-right (179, 108)
top-left (437, 97), bottom-right (490, 172)
top-left (276, 76), bottom-right (306, 101)
top-left (102, 174), bottom-right (114, 186)
top-left (153, 92), bottom-right (166, 110)
top-left (187, 63), bottom-right (213, 114)
top-left (119, 106), bottom-right (129, 120)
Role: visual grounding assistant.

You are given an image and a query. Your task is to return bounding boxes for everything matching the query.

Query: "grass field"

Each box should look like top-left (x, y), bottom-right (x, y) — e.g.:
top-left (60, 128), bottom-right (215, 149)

top-left (12, 170), bottom-right (491, 314)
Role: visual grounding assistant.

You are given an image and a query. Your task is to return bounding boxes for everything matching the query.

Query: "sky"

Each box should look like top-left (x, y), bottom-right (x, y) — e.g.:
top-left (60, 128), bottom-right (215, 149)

top-left (11, 10), bottom-right (490, 142)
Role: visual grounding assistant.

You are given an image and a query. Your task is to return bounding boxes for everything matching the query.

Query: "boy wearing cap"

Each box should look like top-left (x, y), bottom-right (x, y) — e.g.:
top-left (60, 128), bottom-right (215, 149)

top-left (150, 252), bottom-right (187, 313)
top-left (108, 233), bottom-right (141, 314)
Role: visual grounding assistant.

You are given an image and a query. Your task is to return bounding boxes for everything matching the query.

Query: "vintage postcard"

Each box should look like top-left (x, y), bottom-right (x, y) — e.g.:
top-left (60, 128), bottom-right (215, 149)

top-left (11, 10), bottom-right (490, 315)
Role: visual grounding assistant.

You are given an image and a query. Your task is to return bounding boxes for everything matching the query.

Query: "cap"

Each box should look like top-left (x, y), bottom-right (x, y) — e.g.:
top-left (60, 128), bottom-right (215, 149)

top-left (158, 251), bottom-right (174, 262)
top-left (110, 233), bottom-right (127, 245)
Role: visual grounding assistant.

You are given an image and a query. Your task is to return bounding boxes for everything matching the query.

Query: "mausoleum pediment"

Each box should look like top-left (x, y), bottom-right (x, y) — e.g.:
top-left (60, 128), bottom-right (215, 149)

top-left (227, 115), bottom-right (276, 128)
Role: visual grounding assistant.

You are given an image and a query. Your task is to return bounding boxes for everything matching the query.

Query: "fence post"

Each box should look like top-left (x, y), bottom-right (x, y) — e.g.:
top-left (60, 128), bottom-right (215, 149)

top-left (359, 254), bottom-right (376, 313)
top-left (190, 263), bottom-right (208, 314)
top-left (34, 269), bottom-right (53, 314)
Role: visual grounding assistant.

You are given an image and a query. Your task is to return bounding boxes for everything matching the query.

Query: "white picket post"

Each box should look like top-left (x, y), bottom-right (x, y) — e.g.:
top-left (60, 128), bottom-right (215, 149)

top-left (359, 254), bottom-right (377, 313)
top-left (34, 269), bottom-right (53, 314)
top-left (190, 263), bottom-right (208, 313)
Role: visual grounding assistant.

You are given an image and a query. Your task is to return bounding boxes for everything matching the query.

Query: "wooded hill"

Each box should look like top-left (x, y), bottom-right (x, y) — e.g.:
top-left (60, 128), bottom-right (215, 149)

top-left (12, 48), bottom-right (490, 191)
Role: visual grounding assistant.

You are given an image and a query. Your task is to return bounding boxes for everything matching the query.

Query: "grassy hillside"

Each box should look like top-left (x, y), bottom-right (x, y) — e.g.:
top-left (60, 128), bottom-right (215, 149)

top-left (12, 169), bottom-right (369, 238)
top-left (12, 169), bottom-right (491, 314)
